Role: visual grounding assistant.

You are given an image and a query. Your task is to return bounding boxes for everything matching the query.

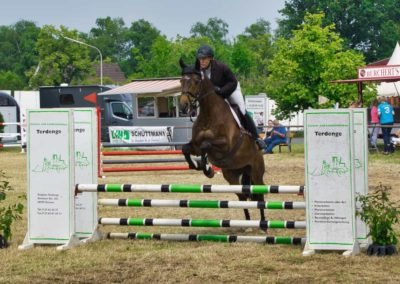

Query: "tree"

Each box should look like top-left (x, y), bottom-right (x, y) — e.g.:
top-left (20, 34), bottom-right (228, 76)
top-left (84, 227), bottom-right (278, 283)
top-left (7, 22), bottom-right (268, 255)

top-left (133, 36), bottom-right (214, 79)
top-left (231, 19), bottom-right (274, 95)
top-left (190, 18), bottom-right (229, 44)
top-left (121, 19), bottom-right (161, 75)
top-left (88, 17), bottom-right (128, 62)
top-left (0, 21), bottom-right (40, 86)
top-left (0, 71), bottom-right (25, 90)
top-left (277, 0), bottom-right (400, 62)
top-left (267, 13), bottom-right (367, 119)
top-left (27, 25), bottom-right (92, 88)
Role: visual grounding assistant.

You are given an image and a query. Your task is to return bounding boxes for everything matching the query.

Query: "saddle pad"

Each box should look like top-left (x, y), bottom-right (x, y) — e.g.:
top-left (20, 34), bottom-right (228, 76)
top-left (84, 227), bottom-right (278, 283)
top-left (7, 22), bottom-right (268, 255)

top-left (225, 99), bottom-right (243, 129)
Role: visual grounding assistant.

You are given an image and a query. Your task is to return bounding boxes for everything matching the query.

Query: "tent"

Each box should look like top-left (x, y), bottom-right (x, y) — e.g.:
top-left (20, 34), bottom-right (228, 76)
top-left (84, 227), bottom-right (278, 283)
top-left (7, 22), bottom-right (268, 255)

top-left (377, 42), bottom-right (400, 97)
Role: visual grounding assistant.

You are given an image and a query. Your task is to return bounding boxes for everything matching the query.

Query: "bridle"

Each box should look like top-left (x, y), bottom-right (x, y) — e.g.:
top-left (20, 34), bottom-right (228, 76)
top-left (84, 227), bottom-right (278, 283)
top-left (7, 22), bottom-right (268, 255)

top-left (180, 74), bottom-right (202, 120)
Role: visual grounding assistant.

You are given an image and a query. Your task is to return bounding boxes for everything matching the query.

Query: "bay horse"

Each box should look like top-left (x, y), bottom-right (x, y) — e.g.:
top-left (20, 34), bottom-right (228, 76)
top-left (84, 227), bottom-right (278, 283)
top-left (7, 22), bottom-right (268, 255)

top-left (179, 59), bottom-right (266, 223)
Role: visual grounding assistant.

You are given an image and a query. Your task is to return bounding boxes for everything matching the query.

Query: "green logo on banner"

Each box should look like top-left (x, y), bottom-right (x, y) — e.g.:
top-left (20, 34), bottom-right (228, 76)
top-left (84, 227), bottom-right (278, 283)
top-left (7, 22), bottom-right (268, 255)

top-left (111, 130), bottom-right (130, 140)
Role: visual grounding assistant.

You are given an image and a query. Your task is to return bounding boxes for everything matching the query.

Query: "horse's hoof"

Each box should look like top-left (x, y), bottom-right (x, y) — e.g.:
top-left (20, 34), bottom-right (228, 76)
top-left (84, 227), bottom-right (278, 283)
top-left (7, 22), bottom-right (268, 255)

top-left (205, 168), bottom-right (215, 178)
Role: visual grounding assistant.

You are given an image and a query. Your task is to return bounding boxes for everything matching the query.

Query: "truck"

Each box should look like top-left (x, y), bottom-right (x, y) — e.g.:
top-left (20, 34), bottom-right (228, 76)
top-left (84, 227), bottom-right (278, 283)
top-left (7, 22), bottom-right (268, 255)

top-left (39, 85), bottom-right (134, 141)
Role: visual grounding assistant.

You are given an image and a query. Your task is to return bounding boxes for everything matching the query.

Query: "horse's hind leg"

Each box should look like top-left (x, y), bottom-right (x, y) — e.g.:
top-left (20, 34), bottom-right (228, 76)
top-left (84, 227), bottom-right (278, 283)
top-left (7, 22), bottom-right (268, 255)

top-left (222, 170), bottom-right (250, 220)
top-left (240, 172), bottom-right (252, 221)
top-left (251, 154), bottom-right (267, 227)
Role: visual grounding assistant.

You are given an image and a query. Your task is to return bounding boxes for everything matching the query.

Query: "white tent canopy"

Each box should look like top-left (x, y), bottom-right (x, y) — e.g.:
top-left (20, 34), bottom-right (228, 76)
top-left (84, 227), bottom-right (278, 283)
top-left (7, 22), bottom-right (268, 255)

top-left (99, 78), bottom-right (181, 96)
top-left (377, 42), bottom-right (400, 97)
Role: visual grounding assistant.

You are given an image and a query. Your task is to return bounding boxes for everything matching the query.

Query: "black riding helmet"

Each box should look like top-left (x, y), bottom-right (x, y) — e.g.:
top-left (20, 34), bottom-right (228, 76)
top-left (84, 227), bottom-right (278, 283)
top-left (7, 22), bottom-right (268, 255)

top-left (196, 45), bottom-right (214, 59)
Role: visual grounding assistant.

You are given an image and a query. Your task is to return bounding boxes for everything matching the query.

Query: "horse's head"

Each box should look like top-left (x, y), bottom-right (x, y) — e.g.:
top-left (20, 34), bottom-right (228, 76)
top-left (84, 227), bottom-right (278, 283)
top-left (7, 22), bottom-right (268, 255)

top-left (179, 58), bottom-right (202, 115)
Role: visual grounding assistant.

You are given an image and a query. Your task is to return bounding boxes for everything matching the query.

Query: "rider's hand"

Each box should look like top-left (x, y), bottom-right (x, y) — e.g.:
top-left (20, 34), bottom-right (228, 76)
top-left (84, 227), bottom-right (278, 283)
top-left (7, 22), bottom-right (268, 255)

top-left (214, 86), bottom-right (221, 94)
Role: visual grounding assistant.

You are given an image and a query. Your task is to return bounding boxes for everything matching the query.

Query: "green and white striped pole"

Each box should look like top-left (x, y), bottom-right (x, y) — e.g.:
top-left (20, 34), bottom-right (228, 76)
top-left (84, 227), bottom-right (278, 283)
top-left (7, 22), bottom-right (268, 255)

top-left (98, 199), bottom-right (306, 210)
top-left (107, 232), bottom-right (306, 245)
top-left (77, 184), bottom-right (304, 194)
top-left (99, 218), bottom-right (306, 229)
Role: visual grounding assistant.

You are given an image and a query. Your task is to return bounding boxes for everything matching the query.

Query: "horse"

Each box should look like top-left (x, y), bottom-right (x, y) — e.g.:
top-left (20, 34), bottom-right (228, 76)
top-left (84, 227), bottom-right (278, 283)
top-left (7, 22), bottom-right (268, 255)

top-left (179, 59), bottom-right (266, 223)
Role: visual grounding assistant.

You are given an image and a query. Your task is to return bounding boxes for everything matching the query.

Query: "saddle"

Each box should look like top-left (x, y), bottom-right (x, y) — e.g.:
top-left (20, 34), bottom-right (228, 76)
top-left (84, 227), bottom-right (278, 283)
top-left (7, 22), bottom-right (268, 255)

top-left (226, 102), bottom-right (251, 136)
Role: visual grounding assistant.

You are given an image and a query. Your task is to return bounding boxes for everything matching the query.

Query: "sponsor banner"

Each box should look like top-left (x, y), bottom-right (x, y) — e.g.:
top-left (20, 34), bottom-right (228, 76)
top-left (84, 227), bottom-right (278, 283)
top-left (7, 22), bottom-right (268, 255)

top-left (73, 109), bottom-right (98, 238)
top-left (109, 126), bottom-right (174, 149)
top-left (304, 109), bottom-right (356, 251)
top-left (245, 95), bottom-right (266, 128)
top-left (26, 109), bottom-right (75, 244)
top-left (358, 65), bottom-right (400, 80)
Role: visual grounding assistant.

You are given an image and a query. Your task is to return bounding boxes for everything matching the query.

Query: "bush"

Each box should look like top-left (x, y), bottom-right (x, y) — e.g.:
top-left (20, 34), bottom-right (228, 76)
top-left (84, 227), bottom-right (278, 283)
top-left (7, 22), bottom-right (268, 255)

top-left (356, 184), bottom-right (400, 246)
top-left (0, 170), bottom-right (24, 247)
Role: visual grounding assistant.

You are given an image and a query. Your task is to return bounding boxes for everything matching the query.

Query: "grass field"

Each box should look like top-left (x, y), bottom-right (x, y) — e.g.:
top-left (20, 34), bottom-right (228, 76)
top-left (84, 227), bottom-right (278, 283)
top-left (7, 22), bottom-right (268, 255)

top-left (1, 145), bottom-right (400, 283)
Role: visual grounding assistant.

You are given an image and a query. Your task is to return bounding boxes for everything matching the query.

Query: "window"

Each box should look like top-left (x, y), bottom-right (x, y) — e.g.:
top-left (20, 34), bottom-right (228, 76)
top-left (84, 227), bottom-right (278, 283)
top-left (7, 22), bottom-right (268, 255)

top-left (59, 94), bottom-right (74, 105)
top-left (137, 97), bottom-right (155, 117)
top-left (111, 102), bottom-right (133, 119)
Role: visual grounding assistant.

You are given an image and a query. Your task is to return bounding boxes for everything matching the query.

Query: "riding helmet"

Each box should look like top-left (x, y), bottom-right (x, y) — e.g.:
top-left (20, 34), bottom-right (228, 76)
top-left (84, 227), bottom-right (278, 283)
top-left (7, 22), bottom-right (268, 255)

top-left (196, 45), bottom-right (214, 59)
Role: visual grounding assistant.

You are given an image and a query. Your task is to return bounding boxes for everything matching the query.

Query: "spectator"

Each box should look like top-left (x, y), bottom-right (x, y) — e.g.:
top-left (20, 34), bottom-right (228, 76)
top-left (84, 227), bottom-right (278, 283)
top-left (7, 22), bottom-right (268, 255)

top-left (391, 129), bottom-right (400, 147)
top-left (378, 97), bottom-right (395, 155)
top-left (264, 119), bottom-right (274, 138)
top-left (370, 99), bottom-right (379, 147)
top-left (263, 119), bottom-right (287, 154)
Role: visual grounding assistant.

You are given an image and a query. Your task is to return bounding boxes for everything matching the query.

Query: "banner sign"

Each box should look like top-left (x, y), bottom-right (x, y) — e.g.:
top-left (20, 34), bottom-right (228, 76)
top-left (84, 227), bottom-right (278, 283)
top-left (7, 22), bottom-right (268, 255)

top-left (25, 109), bottom-right (75, 245)
top-left (73, 109), bottom-right (97, 238)
top-left (245, 95), bottom-right (266, 128)
top-left (304, 109), bottom-right (357, 252)
top-left (109, 126), bottom-right (173, 144)
top-left (352, 109), bottom-right (368, 243)
top-left (358, 65), bottom-right (400, 80)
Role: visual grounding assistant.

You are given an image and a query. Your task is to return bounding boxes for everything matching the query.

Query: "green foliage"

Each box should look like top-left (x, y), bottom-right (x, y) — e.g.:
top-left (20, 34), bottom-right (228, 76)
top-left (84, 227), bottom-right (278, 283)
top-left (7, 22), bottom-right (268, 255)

top-left (0, 20), bottom-right (40, 86)
top-left (0, 170), bottom-right (24, 243)
top-left (121, 19), bottom-right (161, 75)
top-left (190, 17), bottom-right (229, 44)
top-left (27, 25), bottom-right (92, 88)
top-left (233, 19), bottom-right (274, 95)
top-left (277, 0), bottom-right (400, 62)
top-left (356, 184), bottom-right (400, 245)
top-left (87, 17), bottom-right (129, 63)
top-left (0, 71), bottom-right (25, 90)
top-left (266, 13), bottom-right (365, 118)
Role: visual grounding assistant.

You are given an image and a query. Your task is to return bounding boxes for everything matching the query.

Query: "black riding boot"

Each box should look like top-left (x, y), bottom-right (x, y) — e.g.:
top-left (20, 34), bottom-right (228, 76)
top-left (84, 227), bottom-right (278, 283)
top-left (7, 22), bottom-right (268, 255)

top-left (244, 113), bottom-right (266, 150)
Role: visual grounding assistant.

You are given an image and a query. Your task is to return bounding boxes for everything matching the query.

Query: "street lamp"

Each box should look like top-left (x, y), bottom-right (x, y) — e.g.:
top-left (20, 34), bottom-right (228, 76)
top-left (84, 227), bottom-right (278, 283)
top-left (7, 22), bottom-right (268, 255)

top-left (61, 35), bottom-right (103, 86)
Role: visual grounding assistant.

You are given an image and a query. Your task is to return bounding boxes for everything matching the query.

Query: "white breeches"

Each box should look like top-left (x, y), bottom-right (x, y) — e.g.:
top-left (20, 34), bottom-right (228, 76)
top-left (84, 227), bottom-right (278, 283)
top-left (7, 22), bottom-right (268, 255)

top-left (227, 82), bottom-right (246, 115)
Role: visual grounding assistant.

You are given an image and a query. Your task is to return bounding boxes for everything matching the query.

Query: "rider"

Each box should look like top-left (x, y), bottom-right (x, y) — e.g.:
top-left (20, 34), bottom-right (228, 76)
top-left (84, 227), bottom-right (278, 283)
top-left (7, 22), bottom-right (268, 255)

top-left (195, 45), bottom-right (266, 150)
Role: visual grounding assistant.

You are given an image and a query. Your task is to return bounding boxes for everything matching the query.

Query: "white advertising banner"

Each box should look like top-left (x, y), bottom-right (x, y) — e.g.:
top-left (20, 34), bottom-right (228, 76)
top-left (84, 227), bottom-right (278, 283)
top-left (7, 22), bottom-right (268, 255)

top-left (73, 108), bottom-right (98, 238)
top-left (304, 109), bottom-right (356, 251)
top-left (245, 95), bottom-right (266, 128)
top-left (352, 109), bottom-right (369, 243)
top-left (26, 109), bottom-right (75, 245)
top-left (109, 126), bottom-right (174, 144)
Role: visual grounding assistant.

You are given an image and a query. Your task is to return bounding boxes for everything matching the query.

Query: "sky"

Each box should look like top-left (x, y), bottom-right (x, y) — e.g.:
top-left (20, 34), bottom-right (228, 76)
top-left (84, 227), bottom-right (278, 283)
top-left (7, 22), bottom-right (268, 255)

top-left (2, 0), bottom-right (286, 39)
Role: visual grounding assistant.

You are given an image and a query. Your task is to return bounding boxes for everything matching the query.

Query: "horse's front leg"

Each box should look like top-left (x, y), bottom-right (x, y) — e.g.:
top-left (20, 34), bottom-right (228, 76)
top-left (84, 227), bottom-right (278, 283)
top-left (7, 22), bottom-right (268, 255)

top-left (182, 141), bottom-right (201, 170)
top-left (200, 141), bottom-right (214, 178)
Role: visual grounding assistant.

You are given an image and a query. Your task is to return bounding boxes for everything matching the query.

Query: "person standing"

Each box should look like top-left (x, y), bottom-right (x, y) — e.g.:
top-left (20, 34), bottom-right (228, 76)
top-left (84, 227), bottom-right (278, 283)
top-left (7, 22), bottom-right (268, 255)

top-left (378, 97), bottom-right (395, 154)
top-left (195, 45), bottom-right (265, 150)
top-left (370, 99), bottom-right (379, 147)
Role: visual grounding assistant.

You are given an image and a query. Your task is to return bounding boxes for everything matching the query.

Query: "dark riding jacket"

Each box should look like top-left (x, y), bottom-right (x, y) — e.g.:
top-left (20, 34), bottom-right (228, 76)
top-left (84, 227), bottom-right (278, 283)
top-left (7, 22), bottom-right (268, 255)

top-left (203, 60), bottom-right (238, 99)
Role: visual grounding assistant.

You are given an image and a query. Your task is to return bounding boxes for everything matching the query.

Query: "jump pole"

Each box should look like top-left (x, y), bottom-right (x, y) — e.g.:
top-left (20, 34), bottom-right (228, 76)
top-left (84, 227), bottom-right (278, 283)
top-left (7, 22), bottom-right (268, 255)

top-left (76, 184), bottom-right (304, 195)
top-left (107, 232), bottom-right (306, 245)
top-left (98, 198), bottom-right (306, 209)
top-left (98, 218), bottom-right (306, 229)
top-left (102, 150), bottom-right (182, 156)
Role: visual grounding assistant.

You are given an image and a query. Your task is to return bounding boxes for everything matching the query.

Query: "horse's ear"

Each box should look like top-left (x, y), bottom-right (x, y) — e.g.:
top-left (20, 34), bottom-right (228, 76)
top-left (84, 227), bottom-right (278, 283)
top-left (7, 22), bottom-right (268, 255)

top-left (179, 58), bottom-right (187, 69)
